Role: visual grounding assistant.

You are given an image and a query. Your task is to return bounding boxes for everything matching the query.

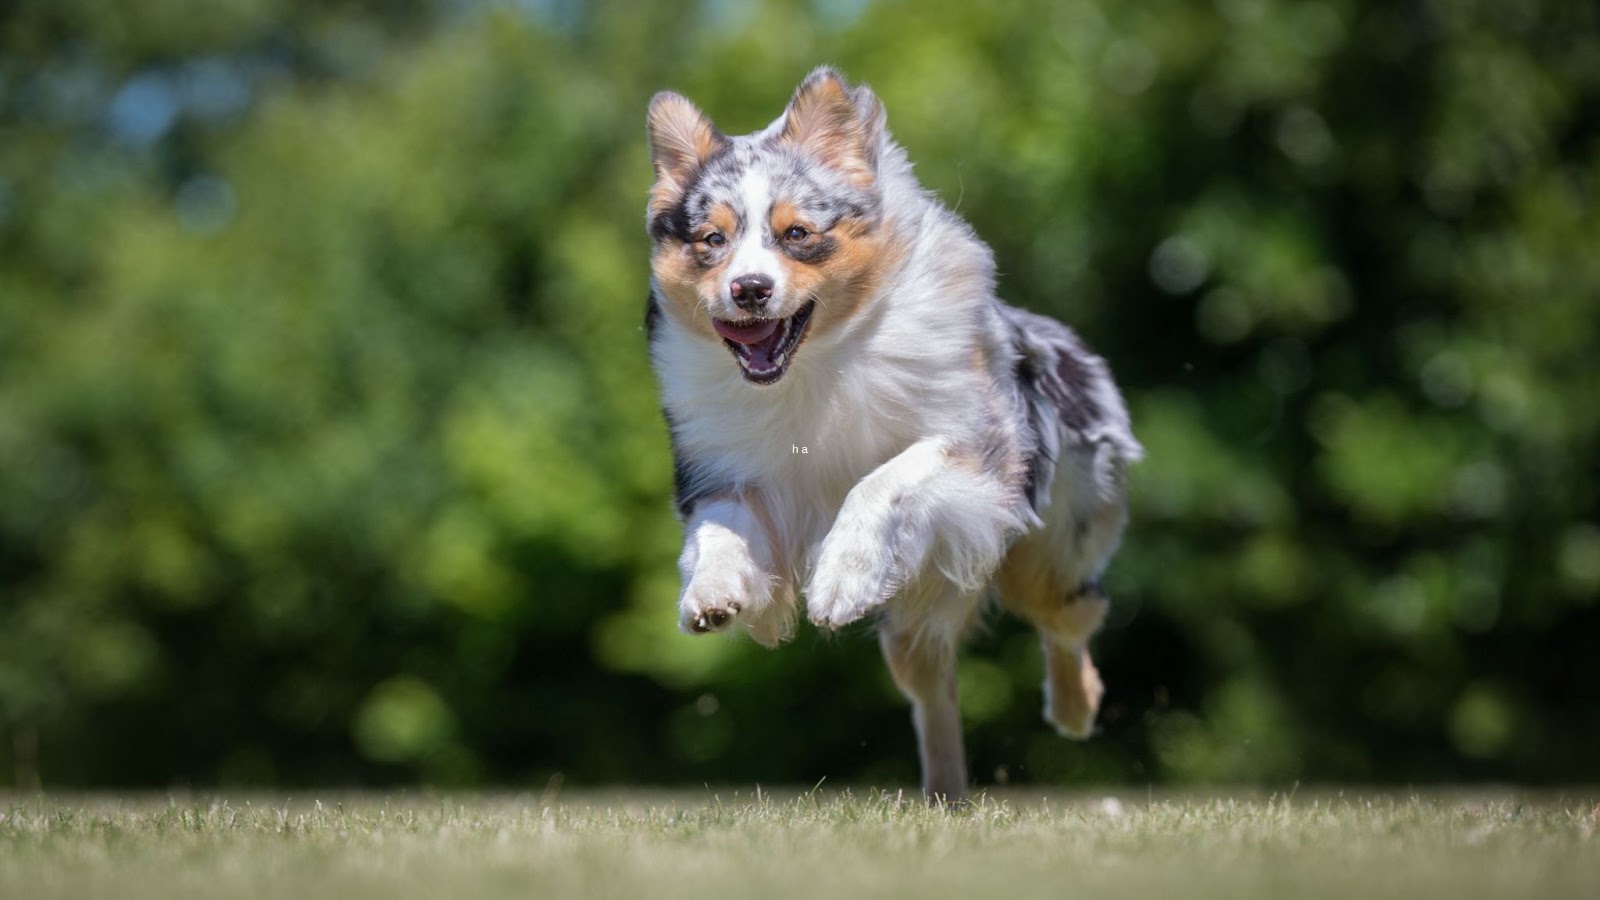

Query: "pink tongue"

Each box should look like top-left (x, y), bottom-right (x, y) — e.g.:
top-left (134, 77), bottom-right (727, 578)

top-left (713, 318), bottom-right (780, 345)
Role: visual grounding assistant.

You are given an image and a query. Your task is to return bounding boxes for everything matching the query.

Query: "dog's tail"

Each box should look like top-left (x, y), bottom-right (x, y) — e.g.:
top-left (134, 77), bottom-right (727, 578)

top-left (1001, 305), bottom-right (1143, 514)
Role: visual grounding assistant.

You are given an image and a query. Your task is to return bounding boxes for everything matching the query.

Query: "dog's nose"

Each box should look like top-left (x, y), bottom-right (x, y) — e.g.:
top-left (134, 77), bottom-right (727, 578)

top-left (730, 274), bottom-right (774, 311)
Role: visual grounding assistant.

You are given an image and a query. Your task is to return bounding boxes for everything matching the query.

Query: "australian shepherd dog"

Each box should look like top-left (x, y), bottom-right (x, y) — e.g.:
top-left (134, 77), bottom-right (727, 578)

top-left (643, 67), bottom-right (1142, 801)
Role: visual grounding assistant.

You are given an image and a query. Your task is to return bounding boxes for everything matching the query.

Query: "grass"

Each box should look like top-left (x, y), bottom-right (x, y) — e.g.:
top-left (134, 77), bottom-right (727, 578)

top-left (3, 788), bottom-right (1597, 899)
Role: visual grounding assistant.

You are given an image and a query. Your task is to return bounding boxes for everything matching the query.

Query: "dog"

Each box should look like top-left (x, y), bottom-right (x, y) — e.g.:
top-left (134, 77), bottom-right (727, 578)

top-left (643, 67), bottom-right (1142, 801)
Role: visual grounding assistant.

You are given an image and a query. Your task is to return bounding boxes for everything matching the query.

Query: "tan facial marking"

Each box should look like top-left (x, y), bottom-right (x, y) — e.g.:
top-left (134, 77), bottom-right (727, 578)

top-left (770, 200), bottom-right (804, 235)
top-left (651, 202), bottom-right (743, 342)
top-left (703, 204), bottom-right (738, 243)
top-left (786, 216), bottom-right (908, 341)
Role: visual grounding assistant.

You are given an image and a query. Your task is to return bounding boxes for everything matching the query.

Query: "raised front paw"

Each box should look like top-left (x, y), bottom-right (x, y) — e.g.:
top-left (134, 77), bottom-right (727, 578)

top-left (679, 550), bottom-right (771, 636)
top-left (805, 537), bottom-right (895, 629)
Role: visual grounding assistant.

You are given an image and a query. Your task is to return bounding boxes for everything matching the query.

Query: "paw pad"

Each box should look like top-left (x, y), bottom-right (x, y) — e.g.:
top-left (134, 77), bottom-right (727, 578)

top-left (688, 602), bottom-right (740, 633)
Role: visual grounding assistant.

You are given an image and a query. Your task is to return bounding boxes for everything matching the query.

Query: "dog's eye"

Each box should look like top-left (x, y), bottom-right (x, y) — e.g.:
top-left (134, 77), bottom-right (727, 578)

top-left (783, 225), bottom-right (809, 242)
top-left (703, 233), bottom-right (725, 248)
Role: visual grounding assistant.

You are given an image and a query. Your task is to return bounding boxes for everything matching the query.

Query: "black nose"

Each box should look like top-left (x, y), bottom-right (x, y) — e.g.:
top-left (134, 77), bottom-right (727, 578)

top-left (730, 274), bottom-right (774, 311)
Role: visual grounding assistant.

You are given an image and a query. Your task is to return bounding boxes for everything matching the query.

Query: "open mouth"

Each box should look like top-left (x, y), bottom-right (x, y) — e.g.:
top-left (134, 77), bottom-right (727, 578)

top-left (711, 301), bottom-right (816, 384)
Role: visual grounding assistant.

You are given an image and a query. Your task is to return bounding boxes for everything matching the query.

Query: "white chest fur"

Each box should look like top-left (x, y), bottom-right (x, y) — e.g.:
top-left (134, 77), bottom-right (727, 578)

top-left (653, 296), bottom-right (995, 579)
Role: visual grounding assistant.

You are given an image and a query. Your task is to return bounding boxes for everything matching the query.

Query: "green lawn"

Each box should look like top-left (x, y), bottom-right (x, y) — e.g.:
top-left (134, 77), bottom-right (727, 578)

top-left (3, 789), bottom-right (1596, 899)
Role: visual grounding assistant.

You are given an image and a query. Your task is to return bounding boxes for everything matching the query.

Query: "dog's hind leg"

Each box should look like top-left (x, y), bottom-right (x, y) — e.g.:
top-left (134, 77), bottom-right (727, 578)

top-left (878, 615), bottom-right (971, 803)
top-left (1036, 583), bottom-right (1110, 738)
top-left (999, 556), bottom-right (1110, 738)
top-left (999, 436), bottom-right (1129, 737)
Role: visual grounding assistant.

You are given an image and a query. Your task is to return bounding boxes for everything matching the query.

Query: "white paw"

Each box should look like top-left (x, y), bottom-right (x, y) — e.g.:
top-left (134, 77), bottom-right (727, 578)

top-left (679, 550), bottom-right (771, 636)
top-left (805, 532), bottom-right (895, 629)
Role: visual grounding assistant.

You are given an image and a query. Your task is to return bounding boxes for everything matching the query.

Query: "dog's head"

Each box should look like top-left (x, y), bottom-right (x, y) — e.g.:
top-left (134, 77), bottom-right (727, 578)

top-left (646, 67), bottom-right (897, 385)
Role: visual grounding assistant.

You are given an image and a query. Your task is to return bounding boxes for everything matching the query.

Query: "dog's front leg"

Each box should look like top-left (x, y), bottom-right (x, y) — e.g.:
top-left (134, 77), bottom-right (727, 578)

top-left (807, 439), bottom-right (1024, 629)
top-left (678, 495), bottom-right (789, 646)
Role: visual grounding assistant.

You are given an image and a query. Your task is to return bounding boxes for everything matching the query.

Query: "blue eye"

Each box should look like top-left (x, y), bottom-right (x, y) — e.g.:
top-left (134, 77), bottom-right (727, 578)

top-left (703, 233), bottom-right (726, 247)
top-left (784, 225), bottom-right (809, 242)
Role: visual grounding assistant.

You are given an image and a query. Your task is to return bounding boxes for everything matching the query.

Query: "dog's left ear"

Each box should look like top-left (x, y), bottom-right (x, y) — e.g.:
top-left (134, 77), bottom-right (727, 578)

top-left (647, 91), bottom-right (726, 224)
top-left (781, 67), bottom-right (884, 187)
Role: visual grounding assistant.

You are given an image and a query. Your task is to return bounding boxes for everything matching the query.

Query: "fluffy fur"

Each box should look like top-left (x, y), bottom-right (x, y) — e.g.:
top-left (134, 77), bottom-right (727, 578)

top-left (644, 68), bottom-right (1142, 801)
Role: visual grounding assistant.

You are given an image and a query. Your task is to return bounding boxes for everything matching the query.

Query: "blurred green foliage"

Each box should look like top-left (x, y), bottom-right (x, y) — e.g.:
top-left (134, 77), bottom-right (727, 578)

top-left (1, 0), bottom-right (1597, 789)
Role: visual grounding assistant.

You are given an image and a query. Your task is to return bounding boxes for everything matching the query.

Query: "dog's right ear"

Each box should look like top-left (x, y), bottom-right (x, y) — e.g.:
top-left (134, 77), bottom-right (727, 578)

top-left (647, 92), bottom-right (725, 224)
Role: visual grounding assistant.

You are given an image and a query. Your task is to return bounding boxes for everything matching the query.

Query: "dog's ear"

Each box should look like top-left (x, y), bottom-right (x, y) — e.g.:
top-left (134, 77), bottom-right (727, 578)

top-left (851, 84), bottom-right (886, 158)
top-left (781, 67), bottom-right (881, 186)
top-left (647, 91), bottom-right (725, 221)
